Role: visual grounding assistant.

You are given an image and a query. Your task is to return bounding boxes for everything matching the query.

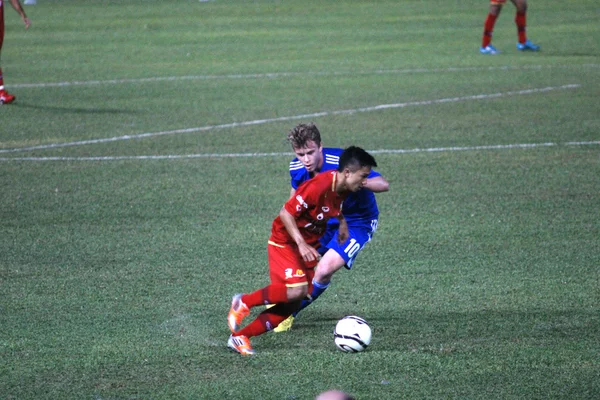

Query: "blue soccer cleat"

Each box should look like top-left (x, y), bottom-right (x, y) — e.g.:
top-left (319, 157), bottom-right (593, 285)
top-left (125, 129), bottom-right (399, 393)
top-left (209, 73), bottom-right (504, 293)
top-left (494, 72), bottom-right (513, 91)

top-left (517, 40), bottom-right (540, 51)
top-left (480, 45), bottom-right (499, 55)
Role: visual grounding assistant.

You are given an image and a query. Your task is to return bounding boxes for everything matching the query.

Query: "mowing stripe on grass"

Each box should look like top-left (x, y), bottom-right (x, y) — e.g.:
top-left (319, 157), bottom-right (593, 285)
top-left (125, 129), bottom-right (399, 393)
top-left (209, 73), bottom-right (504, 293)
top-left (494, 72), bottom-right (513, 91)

top-left (1, 141), bottom-right (598, 162)
top-left (0, 84), bottom-right (581, 155)
top-left (9, 65), bottom-right (600, 89)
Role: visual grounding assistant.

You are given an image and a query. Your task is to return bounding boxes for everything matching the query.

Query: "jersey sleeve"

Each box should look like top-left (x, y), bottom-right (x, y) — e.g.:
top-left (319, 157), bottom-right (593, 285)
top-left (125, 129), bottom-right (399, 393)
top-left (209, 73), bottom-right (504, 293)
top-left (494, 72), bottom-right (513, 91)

top-left (283, 177), bottom-right (318, 216)
top-left (368, 169), bottom-right (381, 179)
top-left (289, 158), bottom-right (307, 190)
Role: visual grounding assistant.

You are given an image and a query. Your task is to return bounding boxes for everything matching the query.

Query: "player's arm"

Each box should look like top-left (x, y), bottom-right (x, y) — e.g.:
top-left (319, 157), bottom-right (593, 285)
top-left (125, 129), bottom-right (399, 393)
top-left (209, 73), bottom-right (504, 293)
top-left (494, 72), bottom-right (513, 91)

top-left (336, 214), bottom-right (349, 244)
top-left (364, 174), bottom-right (389, 193)
top-left (364, 176), bottom-right (389, 192)
top-left (9, 0), bottom-right (31, 29)
top-left (289, 187), bottom-right (296, 200)
top-left (279, 207), bottom-right (321, 263)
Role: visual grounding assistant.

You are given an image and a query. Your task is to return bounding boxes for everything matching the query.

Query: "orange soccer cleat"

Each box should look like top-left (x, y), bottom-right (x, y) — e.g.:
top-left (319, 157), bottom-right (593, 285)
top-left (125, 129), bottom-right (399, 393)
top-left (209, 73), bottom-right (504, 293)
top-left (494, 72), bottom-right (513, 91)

top-left (227, 334), bottom-right (255, 355)
top-left (227, 294), bottom-right (250, 333)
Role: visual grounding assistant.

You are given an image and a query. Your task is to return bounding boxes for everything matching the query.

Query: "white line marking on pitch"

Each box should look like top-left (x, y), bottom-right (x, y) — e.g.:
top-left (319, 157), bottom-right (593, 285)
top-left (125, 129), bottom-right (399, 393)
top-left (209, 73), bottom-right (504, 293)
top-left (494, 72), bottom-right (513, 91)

top-left (9, 64), bottom-right (600, 89)
top-left (0, 84), bottom-right (581, 155)
top-left (0, 141), bottom-right (598, 162)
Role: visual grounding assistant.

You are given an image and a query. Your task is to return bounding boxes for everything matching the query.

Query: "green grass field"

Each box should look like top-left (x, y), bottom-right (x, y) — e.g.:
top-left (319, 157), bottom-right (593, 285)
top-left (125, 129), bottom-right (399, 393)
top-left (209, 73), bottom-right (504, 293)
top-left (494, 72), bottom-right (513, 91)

top-left (1, 1), bottom-right (599, 399)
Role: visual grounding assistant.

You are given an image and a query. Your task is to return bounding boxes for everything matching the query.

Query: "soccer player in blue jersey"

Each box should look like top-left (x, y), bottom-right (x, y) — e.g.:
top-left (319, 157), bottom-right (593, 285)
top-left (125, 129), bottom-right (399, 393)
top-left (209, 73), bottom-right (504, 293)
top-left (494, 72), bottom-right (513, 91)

top-left (274, 122), bottom-right (389, 332)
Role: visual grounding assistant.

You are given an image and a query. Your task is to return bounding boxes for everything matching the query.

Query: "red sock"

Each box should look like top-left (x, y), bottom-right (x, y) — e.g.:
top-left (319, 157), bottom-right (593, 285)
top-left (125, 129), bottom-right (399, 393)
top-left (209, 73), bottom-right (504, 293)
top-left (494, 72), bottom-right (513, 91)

top-left (0, 68), bottom-right (4, 89)
top-left (241, 283), bottom-right (288, 308)
top-left (482, 13), bottom-right (498, 47)
top-left (515, 11), bottom-right (527, 44)
top-left (236, 303), bottom-right (296, 338)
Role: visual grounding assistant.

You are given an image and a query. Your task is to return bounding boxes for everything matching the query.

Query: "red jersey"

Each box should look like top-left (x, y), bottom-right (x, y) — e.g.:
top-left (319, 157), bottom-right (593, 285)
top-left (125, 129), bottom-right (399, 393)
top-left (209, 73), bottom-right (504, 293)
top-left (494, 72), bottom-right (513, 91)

top-left (270, 171), bottom-right (346, 247)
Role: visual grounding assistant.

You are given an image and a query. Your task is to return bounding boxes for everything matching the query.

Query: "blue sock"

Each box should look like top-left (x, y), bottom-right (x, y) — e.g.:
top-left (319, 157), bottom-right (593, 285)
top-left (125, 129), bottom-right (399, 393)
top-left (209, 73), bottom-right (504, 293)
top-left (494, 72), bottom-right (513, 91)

top-left (294, 280), bottom-right (330, 317)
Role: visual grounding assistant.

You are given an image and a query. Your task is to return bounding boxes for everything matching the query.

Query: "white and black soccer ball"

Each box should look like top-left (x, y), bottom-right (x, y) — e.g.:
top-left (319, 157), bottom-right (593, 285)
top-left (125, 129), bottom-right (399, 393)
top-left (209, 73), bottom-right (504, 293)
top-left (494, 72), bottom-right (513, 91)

top-left (333, 315), bottom-right (372, 352)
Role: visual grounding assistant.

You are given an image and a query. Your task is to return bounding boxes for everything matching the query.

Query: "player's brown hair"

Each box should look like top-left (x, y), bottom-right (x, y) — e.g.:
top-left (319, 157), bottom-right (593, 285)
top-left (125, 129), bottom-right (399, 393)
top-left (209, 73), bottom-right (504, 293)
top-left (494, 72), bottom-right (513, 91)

top-left (287, 122), bottom-right (322, 149)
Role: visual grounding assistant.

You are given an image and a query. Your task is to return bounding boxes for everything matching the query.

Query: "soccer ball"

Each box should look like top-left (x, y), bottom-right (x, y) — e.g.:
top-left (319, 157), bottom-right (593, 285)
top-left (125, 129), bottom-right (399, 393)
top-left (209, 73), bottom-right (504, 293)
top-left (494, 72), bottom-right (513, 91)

top-left (333, 315), bottom-right (371, 352)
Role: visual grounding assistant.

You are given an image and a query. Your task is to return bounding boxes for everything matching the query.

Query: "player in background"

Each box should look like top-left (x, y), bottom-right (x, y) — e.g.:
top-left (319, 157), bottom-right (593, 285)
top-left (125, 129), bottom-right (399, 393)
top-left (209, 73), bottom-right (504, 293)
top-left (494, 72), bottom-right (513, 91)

top-left (0, 0), bottom-right (31, 104)
top-left (227, 146), bottom-right (379, 355)
top-left (274, 123), bottom-right (389, 332)
top-left (480, 0), bottom-right (540, 55)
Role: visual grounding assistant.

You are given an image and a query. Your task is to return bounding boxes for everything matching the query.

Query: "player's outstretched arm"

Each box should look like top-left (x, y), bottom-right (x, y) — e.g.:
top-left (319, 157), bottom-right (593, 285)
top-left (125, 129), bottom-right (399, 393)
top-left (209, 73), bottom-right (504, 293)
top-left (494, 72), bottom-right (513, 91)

top-left (364, 176), bottom-right (389, 193)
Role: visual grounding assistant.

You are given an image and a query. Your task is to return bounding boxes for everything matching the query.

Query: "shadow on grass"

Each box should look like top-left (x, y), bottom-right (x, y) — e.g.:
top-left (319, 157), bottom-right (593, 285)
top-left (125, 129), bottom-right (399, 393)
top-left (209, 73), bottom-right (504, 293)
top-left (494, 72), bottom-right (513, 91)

top-left (289, 308), bottom-right (598, 352)
top-left (11, 102), bottom-right (142, 114)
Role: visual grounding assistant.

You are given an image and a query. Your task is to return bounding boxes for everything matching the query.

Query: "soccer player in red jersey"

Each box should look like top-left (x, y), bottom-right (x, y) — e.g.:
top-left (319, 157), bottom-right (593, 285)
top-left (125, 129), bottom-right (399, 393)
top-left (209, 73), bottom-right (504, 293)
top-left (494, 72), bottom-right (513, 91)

top-left (480, 0), bottom-right (540, 55)
top-left (227, 146), bottom-right (378, 355)
top-left (274, 123), bottom-right (389, 332)
top-left (0, 0), bottom-right (30, 104)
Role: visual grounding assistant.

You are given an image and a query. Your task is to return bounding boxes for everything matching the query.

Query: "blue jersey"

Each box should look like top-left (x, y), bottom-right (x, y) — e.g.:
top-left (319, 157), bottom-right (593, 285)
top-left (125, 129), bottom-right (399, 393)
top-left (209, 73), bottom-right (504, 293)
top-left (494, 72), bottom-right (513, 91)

top-left (289, 147), bottom-right (380, 226)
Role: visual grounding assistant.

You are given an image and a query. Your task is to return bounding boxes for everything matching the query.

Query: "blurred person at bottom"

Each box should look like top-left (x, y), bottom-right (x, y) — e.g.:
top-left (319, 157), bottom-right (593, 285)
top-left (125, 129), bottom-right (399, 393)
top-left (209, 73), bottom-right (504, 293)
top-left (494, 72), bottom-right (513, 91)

top-left (316, 390), bottom-right (355, 400)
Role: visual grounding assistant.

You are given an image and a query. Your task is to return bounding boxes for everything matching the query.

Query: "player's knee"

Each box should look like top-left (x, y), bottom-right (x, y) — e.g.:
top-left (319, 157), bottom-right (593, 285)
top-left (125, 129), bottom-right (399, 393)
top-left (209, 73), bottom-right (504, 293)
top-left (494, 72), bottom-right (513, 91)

top-left (489, 5), bottom-right (502, 16)
top-left (316, 251), bottom-right (346, 280)
top-left (513, 0), bottom-right (527, 12)
top-left (315, 261), bottom-right (344, 282)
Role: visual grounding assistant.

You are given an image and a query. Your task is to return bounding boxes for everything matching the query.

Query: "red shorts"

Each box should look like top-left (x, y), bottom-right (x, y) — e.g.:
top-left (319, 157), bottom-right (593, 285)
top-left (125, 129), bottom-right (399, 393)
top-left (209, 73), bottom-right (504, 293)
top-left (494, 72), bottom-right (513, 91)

top-left (268, 241), bottom-right (317, 291)
top-left (490, 0), bottom-right (507, 4)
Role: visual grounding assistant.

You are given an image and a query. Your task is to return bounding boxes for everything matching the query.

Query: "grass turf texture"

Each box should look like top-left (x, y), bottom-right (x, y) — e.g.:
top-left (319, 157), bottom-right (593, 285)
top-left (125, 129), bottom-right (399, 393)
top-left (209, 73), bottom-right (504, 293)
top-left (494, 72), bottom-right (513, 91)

top-left (1, 0), bottom-right (599, 399)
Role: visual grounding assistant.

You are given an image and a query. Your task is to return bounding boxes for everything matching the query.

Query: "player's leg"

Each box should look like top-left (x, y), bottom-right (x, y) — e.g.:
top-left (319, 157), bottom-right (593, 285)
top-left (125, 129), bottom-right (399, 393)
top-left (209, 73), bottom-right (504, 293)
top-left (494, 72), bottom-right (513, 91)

top-left (228, 244), bottom-right (309, 354)
top-left (512, 0), bottom-right (539, 51)
top-left (275, 223), bottom-right (376, 332)
top-left (481, 2), bottom-right (504, 54)
top-left (301, 249), bottom-right (345, 307)
top-left (228, 298), bottom-right (303, 355)
top-left (0, 14), bottom-right (14, 104)
top-left (229, 244), bottom-right (308, 331)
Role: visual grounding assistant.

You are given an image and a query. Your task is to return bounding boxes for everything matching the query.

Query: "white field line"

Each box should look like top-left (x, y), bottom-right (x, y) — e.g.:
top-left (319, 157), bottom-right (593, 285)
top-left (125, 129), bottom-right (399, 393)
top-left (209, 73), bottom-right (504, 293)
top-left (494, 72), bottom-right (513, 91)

top-left (0, 84), bottom-right (581, 155)
top-left (9, 64), bottom-right (600, 89)
top-left (1, 141), bottom-right (598, 162)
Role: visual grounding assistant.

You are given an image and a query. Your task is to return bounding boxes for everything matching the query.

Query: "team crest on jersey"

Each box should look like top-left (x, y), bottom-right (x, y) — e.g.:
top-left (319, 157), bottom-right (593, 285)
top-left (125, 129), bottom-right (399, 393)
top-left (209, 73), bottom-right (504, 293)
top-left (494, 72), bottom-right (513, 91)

top-left (295, 195), bottom-right (308, 208)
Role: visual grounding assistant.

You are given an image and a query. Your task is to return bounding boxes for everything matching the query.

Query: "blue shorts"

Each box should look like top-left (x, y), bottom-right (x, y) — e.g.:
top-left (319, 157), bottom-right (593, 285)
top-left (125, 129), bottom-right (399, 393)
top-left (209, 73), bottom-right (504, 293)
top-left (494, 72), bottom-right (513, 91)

top-left (318, 219), bottom-right (378, 269)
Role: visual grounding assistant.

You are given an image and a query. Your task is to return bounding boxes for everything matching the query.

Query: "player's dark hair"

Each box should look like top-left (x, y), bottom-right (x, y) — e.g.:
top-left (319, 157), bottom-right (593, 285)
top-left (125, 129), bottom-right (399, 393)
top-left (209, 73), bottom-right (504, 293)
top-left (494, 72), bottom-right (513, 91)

top-left (287, 122), bottom-right (322, 149)
top-left (338, 146), bottom-right (377, 172)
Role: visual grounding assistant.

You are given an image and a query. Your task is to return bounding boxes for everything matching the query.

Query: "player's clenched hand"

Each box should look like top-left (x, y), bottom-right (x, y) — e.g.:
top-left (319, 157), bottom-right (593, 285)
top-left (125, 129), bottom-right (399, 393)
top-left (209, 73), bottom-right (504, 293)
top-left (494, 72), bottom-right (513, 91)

top-left (298, 242), bottom-right (321, 263)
